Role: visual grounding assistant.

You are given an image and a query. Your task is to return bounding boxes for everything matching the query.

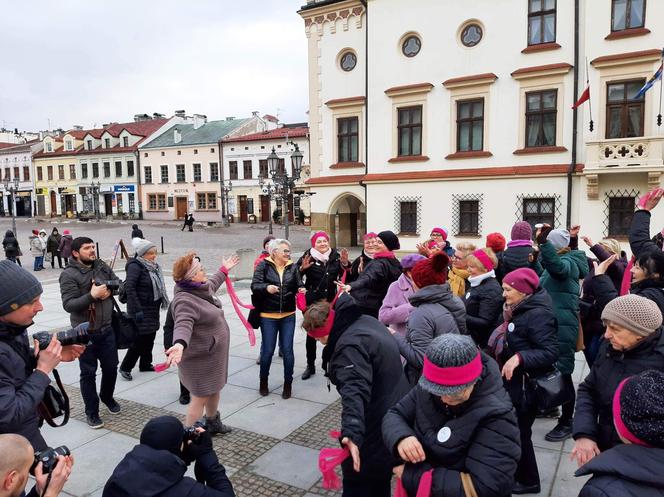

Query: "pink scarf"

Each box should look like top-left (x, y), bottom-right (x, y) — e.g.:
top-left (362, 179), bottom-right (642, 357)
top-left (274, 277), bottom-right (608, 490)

top-left (310, 247), bottom-right (331, 263)
top-left (220, 267), bottom-right (256, 346)
top-left (318, 430), bottom-right (349, 490)
top-left (394, 469), bottom-right (434, 497)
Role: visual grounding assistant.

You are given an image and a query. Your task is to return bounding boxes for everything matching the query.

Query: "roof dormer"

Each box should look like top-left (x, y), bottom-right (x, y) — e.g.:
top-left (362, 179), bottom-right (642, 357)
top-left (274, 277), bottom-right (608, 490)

top-left (101, 131), bottom-right (115, 149)
top-left (43, 137), bottom-right (55, 153)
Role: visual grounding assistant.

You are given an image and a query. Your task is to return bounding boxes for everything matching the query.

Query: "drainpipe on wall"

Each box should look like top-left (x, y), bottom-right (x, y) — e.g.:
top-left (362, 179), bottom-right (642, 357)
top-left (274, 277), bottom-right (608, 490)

top-left (135, 150), bottom-right (143, 219)
top-left (567, 0), bottom-right (580, 228)
top-left (218, 139), bottom-right (228, 226)
top-left (360, 0), bottom-right (368, 223)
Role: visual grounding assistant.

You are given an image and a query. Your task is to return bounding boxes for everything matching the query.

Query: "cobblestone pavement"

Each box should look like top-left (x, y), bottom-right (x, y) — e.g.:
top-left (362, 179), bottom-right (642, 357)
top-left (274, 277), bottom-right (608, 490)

top-left (10, 219), bottom-right (591, 497)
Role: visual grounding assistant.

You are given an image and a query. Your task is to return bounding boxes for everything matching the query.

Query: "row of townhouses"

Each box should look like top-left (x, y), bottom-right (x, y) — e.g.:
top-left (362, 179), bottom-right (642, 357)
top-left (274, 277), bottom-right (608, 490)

top-left (0, 112), bottom-right (310, 223)
top-left (298, 0), bottom-right (664, 248)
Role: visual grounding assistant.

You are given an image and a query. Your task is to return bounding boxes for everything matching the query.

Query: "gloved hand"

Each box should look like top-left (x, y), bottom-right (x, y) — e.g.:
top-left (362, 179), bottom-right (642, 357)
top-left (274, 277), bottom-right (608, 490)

top-left (536, 226), bottom-right (553, 245)
top-left (182, 429), bottom-right (214, 464)
top-left (134, 311), bottom-right (144, 323)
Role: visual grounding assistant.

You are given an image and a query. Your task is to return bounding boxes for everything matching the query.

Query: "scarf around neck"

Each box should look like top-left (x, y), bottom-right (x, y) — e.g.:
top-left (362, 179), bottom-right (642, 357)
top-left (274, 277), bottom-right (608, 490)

top-left (448, 267), bottom-right (470, 297)
top-left (468, 269), bottom-right (496, 288)
top-left (310, 247), bottom-right (331, 263)
top-left (137, 257), bottom-right (170, 309)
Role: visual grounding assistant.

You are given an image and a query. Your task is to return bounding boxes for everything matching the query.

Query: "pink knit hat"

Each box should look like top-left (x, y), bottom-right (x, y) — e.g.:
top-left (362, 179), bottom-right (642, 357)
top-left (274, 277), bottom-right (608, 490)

top-left (311, 231), bottom-right (329, 248)
top-left (430, 227), bottom-right (448, 240)
top-left (503, 268), bottom-right (539, 295)
top-left (363, 232), bottom-right (377, 241)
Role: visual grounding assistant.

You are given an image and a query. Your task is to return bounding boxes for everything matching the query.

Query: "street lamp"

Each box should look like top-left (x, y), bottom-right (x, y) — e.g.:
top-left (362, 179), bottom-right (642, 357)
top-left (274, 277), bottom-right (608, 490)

top-left (258, 174), bottom-right (276, 235)
top-left (89, 181), bottom-right (101, 222)
top-left (3, 176), bottom-right (19, 236)
top-left (221, 180), bottom-right (232, 226)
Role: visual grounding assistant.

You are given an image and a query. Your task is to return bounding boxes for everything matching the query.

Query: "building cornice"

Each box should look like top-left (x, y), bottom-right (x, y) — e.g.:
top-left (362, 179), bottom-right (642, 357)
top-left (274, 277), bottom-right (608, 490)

top-left (325, 96), bottom-right (366, 108)
top-left (590, 48), bottom-right (662, 68)
top-left (442, 73), bottom-right (498, 90)
top-left (299, 0), bottom-right (365, 32)
top-left (384, 83), bottom-right (434, 98)
top-left (510, 62), bottom-right (573, 80)
top-left (305, 173), bottom-right (364, 186)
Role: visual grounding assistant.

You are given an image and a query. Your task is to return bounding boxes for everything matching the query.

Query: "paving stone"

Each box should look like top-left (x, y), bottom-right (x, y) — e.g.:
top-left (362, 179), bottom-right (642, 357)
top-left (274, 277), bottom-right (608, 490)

top-left (230, 469), bottom-right (307, 497)
top-left (248, 441), bottom-right (321, 489)
top-left (41, 418), bottom-right (110, 450)
top-left (212, 427), bottom-right (280, 469)
top-left (551, 450), bottom-right (591, 497)
top-left (285, 400), bottom-right (342, 450)
top-left (533, 448), bottom-right (563, 496)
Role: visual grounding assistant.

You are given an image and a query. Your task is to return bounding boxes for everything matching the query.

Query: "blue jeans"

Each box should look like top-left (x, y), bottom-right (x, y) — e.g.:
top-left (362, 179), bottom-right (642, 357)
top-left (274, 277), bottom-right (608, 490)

top-left (260, 314), bottom-right (296, 382)
top-left (79, 327), bottom-right (119, 416)
top-left (33, 255), bottom-right (43, 271)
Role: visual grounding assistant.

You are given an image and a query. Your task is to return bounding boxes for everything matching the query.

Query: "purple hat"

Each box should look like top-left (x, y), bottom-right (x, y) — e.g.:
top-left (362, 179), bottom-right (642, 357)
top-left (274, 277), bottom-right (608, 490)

top-left (511, 221), bottom-right (532, 241)
top-left (503, 268), bottom-right (539, 295)
top-left (401, 254), bottom-right (426, 270)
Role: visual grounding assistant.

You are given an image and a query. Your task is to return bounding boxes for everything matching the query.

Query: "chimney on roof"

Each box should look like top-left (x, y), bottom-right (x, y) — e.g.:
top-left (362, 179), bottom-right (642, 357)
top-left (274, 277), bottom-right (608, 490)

top-left (174, 128), bottom-right (182, 144)
top-left (133, 114), bottom-right (151, 122)
top-left (174, 110), bottom-right (186, 118)
top-left (73, 125), bottom-right (83, 130)
top-left (193, 114), bottom-right (207, 130)
top-left (153, 113), bottom-right (165, 119)
top-left (226, 116), bottom-right (235, 121)
top-left (252, 111), bottom-right (259, 117)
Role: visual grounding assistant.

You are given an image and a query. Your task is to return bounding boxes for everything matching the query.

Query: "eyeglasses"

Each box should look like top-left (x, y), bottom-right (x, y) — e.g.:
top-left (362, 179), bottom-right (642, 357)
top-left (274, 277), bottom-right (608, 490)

top-left (430, 233), bottom-right (443, 238)
top-left (280, 249), bottom-right (291, 254)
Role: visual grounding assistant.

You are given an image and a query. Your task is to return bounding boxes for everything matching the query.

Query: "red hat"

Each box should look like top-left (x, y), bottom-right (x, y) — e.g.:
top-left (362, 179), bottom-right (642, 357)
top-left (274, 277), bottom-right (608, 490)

top-left (503, 268), bottom-right (539, 295)
top-left (411, 252), bottom-right (449, 288)
top-left (63, 229), bottom-right (71, 235)
top-left (430, 227), bottom-right (448, 240)
top-left (32, 229), bottom-right (38, 235)
top-left (311, 231), bottom-right (329, 248)
top-left (486, 233), bottom-right (506, 253)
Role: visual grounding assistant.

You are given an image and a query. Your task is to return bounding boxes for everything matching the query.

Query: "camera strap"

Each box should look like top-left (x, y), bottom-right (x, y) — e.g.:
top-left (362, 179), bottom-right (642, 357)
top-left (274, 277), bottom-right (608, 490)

top-left (38, 369), bottom-right (70, 428)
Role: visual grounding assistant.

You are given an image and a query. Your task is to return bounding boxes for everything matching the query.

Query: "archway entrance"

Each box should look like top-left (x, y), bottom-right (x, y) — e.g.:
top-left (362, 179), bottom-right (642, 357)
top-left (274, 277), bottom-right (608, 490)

top-left (328, 193), bottom-right (366, 248)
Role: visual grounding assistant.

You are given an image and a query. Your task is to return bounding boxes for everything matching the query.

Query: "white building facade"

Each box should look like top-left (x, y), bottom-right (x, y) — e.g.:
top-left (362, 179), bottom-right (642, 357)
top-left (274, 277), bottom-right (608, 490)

top-left (0, 141), bottom-right (42, 218)
top-left (299, 0), bottom-right (664, 249)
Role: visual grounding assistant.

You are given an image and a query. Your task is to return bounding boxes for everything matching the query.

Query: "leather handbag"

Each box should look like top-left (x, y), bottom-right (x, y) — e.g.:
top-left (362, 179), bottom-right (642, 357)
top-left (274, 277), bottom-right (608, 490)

top-left (37, 369), bottom-right (70, 428)
top-left (528, 368), bottom-right (572, 412)
top-left (248, 293), bottom-right (262, 329)
top-left (111, 299), bottom-right (138, 350)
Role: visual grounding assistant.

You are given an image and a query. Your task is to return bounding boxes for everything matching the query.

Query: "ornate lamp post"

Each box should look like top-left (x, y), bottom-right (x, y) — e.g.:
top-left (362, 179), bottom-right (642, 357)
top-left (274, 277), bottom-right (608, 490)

top-left (3, 176), bottom-right (19, 236)
top-left (221, 180), bottom-right (233, 226)
top-left (89, 181), bottom-right (101, 221)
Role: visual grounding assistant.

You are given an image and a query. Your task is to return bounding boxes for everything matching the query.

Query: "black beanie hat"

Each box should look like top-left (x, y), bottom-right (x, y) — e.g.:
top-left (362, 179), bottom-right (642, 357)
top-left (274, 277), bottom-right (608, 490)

top-left (140, 416), bottom-right (184, 455)
top-left (619, 370), bottom-right (664, 448)
top-left (377, 230), bottom-right (400, 251)
top-left (0, 260), bottom-right (43, 316)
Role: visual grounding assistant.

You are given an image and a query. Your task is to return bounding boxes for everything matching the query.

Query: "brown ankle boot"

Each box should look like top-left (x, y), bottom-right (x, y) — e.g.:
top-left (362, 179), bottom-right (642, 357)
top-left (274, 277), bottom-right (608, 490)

top-left (259, 377), bottom-right (269, 396)
top-left (282, 381), bottom-right (292, 399)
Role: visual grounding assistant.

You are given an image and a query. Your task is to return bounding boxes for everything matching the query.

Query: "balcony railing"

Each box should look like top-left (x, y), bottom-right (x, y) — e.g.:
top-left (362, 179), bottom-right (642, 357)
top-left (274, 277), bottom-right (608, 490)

top-left (585, 136), bottom-right (664, 171)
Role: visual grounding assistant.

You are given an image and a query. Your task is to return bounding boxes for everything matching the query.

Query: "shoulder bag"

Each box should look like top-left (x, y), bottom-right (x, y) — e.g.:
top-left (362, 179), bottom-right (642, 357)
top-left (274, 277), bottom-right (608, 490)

top-left (111, 298), bottom-right (138, 350)
top-left (527, 367), bottom-right (573, 412)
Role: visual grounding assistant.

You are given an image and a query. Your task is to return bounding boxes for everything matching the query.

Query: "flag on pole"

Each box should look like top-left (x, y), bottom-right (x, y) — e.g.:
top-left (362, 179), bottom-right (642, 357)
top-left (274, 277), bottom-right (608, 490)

top-left (633, 49), bottom-right (664, 100)
top-left (572, 85), bottom-right (590, 109)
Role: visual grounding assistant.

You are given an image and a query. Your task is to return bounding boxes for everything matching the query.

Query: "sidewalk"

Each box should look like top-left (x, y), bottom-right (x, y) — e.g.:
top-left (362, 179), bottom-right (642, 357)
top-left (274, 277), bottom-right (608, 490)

top-left (32, 278), bottom-right (590, 497)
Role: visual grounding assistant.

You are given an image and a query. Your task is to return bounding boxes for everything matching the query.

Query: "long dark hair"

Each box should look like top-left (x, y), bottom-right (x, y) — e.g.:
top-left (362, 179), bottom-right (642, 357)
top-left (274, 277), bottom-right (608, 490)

top-left (636, 250), bottom-right (664, 281)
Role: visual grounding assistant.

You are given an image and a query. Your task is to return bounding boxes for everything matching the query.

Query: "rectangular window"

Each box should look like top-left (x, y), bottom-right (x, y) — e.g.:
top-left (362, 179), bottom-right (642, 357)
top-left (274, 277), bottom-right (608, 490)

top-left (127, 160), bottom-right (134, 177)
top-left (338, 117), bottom-right (359, 162)
top-left (458, 200), bottom-right (480, 235)
top-left (37, 167), bottom-right (43, 181)
top-left (612, 0), bottom-right (645, 31)
top-left (197, 193), bottom-right (207, 210)
top-left (525, 89), bottom-right (557, 147)
top-left (456, 99), bottom-right (484, 152)
top-left (58, 165), bottom-right (65, 180)
top-left (160, 165), bottom-right (169, 183)
top-left (523, 198), bottom-right (555, 227)
top-left (194, 149), bottom-right (198, 155)
top-left (115, 161), bottom-right (122, 177)
top-left (81, 163), bottom-right (88, 179)
top-left (144, 166), bottom-right (152, 183)
top-left (247, 197), bottom-right (255, 214)
top-left (104, 138), bottom-right (110, 148)
top-left (176, 164), bottom-right (185, 182)
top-left (45, 142), bottom-right (52, 152)
top-left (259, 159), bottom-right (268, 178)
top-left (148, 194), bottom-right (157, 210)
top-left (209, 162), bottom-right (219, 181)
top-left (243, 160), bottom-right (253, 179)
top-left (528, 0), bottom-right (556, 45)
top-left (157, 194), bottom-right (166, 210)
top-left (65, 140), bottom-right (73, 151)
top-left (103, 162), bottom-right (111, 178)
top-left (229, 161), bottom-right (238, 180)
top-left (92, 162), bottom-right (100, 178)
top-left (23, 166), bottom-right (30, 181)
top-left (123, 136), bottom-right (129, 147)
top-left (397, 106), bottom-right (423, 156)
top-left (210, 147), bottom-right (215, 153)
top-left (87, 140), bottom-right (92, 150)
top-left (47, 166), bottom-right (53, 181)
top-left (399, 201), bottom-right (418, 234)
top-left (69, 164), bottom-right (76, 180)
top-left (193, 163), bottom-right (202, 182)
top-left (606, 79), bottom-right (646, 139)
top-left (13, 167), bottom-right (19, 180)
top-left (207, 193), bottom-right (217, 209)
top-left (608, 196), bottom-right (636, 236)
top-left (128, 193), bottom-right (135, 212)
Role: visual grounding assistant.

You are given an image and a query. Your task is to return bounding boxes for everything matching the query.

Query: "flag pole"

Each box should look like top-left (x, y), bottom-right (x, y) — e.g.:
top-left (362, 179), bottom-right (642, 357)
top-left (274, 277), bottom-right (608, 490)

top-left (586, 57), bottom-right (594, 132)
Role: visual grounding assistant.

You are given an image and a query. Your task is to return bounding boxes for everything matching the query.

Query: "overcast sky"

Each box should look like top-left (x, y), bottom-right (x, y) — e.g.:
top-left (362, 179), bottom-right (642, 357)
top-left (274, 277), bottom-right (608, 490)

top-left (0, 0), bottom-right (308, 132)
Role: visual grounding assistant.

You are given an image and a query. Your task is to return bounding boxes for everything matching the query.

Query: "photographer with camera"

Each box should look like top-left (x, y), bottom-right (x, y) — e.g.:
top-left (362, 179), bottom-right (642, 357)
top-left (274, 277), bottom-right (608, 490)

top-left (0, 434), bottom-right (73, 497)
top-left (59, 237), bottom-right (122, 430)
top-left (103, 415), bottom-right (235, 497)
top-left (0, 261), bottom-right (85, 450)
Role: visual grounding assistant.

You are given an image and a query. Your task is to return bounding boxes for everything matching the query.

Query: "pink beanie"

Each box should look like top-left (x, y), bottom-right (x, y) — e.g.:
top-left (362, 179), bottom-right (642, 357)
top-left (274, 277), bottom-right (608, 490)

top-left (503, 268), bottom-right (539, 295)
top-left (430, 227), bottom-right (448, 240)
top-left (363, 232), bottom-right (377, 241)
top-left (311, 231), bottom-right (329, 247)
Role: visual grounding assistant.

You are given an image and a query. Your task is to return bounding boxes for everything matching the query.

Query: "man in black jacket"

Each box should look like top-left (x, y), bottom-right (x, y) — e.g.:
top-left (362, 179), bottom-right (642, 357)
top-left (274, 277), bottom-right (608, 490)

top-left (59, 237), bottom-right (121, 430)
top-left (0, 260), bottom-right (84, 450)
top-left (303, 293), bottom-right (410, 497)
top-left (103, 416), bottom-right (235, 497)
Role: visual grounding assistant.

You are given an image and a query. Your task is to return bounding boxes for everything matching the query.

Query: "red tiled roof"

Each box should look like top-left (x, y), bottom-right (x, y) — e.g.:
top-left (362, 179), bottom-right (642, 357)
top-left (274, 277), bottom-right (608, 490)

top-left (0, 143), bottom-right (16, 149)
top-left (222, 126), bottom-right (309, 143)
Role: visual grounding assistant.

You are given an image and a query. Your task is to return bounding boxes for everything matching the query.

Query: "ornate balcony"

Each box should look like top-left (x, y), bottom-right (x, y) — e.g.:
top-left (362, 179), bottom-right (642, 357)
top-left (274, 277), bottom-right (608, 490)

top-left (585, 136), bottom-right (664, 172)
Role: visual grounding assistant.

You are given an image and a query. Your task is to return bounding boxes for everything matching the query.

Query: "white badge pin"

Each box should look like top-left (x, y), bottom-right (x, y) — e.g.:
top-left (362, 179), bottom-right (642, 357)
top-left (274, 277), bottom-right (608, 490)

top-left (508, 323), bottom-right (515, 332)
top-left (437, 426), bottom-right (452, 443)
top-left (465, 292), bottom-right (470, 300)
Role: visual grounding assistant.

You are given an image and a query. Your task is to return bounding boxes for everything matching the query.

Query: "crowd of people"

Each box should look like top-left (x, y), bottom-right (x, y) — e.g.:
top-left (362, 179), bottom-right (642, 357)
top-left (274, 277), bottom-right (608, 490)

top-left (2, 191), bottom-right (664, 496)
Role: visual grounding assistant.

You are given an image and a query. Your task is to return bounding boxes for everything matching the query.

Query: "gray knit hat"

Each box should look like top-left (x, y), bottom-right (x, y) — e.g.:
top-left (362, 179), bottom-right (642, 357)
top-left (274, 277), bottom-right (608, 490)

top-left (547, 229), bottom-right (570, 250)
top-left (418, 334), bottom-right (482, 396)
top-left (602, 294), bottom-right (663, 337)
top-left (0, 260), bottom-right (43, 316)
top-left (132, 237), bottom-right (157, 257)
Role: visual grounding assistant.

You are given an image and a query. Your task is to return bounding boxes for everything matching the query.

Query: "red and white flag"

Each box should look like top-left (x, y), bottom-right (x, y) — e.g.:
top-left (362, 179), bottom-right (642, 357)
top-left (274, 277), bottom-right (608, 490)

top-left (572, 86), bottom-right (590, 109)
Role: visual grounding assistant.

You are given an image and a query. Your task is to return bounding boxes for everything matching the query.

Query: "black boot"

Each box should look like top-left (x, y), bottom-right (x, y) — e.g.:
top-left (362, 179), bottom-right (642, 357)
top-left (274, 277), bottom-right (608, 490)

top-left (301, 365), bottom-right (315, 380)
top-left (259, 377), bottom-right (269, 396)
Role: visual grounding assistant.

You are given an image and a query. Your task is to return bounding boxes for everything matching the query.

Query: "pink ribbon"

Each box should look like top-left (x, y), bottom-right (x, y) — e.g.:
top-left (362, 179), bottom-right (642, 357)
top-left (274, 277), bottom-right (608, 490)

top-left (620, 257), bottom-right (634, 296)
top-left (394, 478), bottom-right (408, 497)
top-left (296, 292), bottom-right (307, 311)
top-left (221, 267), bottom-right (256, 346)
top-left (393, 469), bottom-right (434, 497)
top-left (319, 430), bottom-right (350, 490)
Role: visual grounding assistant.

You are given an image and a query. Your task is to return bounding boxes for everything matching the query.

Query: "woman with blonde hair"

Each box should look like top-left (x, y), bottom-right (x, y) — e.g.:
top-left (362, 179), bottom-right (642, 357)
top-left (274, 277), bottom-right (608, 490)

top-left (463, 248), bottom-right (504, 347)
top-left (448, 242), bottom-right (476, 297)
top-left (165, 252), bottom-right (239, 434)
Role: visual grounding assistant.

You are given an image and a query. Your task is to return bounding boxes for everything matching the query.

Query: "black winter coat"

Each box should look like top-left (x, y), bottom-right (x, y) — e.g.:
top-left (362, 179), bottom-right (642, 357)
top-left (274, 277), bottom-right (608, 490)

top-left (576, 444), bottom-right (664, 497)
top-left (102, 444), bottom-right (235, 497)
top-left (495, 245), bottom-right (543, 283)
top-left (573, 329), bottom-right (664, 451)
top-left (347, 251), bottom-right (372, 283)
top-left (463, 276), bottom-right (504, 347)
top-left (2, 231), bottom-right (20, 258)
top-left (348, 254), bottom-right (402, 315)
top-left (250, 259), bottom-right (303, 314)
top-left (591, 274), bottom-right (664, 325)
top-left (124, 258), bottom-right (163, 334)
top-left (297, 248), bottom-right (346, 305)
top-left (629, 209), bottom-right (659, 258)
top-left (323, 293), bottom-right (410, 482)
top-left (0, 322), bottom-right (50, 450)
top-left (382, 354), bottom-right (521, 497)
top-left (46, 233), bottom-right (61, 254)
top-left (131, 228), bottom-right (144, 239)
top-left (499, 287), bottom-right (559, 409)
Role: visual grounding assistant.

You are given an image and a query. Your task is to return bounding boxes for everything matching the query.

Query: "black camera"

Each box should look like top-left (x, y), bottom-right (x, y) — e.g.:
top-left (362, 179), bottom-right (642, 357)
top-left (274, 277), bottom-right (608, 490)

top-left (95, 279), bottom-right (121, 292)
top-left (183, 421), bottom-right (205, 442)
top-left (32, 446), bottom-right (70, 474)
top-left (33, 322), bottom-right (90, 350)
